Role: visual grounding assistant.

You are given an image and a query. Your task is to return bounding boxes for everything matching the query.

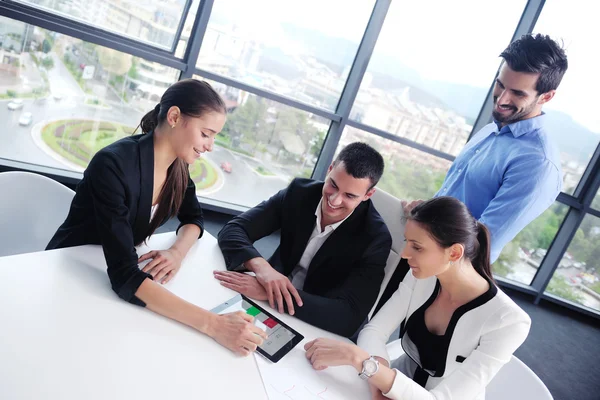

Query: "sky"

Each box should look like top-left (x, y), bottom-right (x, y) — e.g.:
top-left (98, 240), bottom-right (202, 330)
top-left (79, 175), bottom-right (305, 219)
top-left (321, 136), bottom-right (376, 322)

top-left (204, 0), bottom-right (600, 134)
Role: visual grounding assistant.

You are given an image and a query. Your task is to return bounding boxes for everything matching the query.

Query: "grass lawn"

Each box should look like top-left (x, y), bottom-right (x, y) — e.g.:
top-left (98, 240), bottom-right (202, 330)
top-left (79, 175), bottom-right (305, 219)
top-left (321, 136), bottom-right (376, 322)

top-left (41, 119), bottom-right (219, 190)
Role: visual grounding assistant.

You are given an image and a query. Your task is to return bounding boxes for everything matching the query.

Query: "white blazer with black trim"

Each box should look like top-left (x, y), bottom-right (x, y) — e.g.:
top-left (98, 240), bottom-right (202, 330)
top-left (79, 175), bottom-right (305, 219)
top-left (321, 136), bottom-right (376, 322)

top-left (357, 270), bottom-right (531, 400)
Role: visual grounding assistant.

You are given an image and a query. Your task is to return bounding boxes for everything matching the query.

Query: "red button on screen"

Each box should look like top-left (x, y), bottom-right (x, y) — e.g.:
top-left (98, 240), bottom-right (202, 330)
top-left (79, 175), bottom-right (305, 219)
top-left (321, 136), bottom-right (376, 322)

top-left (263, 318), bottom-right (277, 329)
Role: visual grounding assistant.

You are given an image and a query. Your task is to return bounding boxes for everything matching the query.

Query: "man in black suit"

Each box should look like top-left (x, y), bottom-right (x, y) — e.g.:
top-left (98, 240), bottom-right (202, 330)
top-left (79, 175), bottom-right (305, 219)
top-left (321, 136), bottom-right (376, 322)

top-left (214, 143), bottom-right (392, 337)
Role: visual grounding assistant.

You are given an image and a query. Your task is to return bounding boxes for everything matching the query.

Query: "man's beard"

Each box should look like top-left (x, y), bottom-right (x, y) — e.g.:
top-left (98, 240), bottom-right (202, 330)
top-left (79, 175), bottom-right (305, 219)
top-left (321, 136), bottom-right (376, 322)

top-left (492, 98), bottom-right (538, 124)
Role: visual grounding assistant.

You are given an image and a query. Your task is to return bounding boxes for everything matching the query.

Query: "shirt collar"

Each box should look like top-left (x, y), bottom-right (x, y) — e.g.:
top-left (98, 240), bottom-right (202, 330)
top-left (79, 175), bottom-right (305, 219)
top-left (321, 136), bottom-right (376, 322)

top-left (315, 198), bottom-right (354, 233)
top-left (494, 112), bottom-right (546, 138)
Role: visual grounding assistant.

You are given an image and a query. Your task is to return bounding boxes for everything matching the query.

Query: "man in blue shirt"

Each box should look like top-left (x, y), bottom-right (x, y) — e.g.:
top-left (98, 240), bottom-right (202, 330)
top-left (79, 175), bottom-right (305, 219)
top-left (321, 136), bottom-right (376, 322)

top-left (438, 33), bottom-right (567, 263)
top-left (374, 34), bottom-right (568, 315)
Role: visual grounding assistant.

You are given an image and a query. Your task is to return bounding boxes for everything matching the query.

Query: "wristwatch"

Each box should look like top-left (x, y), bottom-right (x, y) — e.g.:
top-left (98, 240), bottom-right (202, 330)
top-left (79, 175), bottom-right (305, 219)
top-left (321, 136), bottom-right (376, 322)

top-left (358, 356), bottom-right (380, 380)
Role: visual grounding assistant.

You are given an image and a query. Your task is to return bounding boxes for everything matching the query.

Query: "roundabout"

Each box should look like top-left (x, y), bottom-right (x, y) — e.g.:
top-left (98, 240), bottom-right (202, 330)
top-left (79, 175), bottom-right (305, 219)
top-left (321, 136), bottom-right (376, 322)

top-left (37, 118), bottom-right (223, 192)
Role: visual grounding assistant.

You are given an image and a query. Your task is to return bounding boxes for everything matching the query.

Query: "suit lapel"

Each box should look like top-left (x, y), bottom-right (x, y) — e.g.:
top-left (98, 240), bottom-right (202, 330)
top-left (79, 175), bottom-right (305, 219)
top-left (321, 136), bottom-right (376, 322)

top-left (132, 132), bottom-right (154, 243)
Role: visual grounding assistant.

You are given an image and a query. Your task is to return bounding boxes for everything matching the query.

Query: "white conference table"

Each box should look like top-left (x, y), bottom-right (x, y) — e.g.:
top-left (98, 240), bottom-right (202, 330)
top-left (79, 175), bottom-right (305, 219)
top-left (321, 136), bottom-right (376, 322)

top-left (0, 232), bottom-right (371, 399)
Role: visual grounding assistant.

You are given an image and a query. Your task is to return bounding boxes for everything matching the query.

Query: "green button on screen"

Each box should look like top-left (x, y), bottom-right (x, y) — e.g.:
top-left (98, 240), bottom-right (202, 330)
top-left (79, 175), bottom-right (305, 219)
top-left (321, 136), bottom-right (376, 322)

top-left (246, 306), bottom-right (261, 317)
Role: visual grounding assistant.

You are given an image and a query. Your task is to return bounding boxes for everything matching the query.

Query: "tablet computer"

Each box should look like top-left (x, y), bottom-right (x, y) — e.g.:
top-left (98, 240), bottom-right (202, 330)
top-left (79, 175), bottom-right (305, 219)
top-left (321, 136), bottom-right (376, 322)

top-left (211, 294), bottom-right (304, 363)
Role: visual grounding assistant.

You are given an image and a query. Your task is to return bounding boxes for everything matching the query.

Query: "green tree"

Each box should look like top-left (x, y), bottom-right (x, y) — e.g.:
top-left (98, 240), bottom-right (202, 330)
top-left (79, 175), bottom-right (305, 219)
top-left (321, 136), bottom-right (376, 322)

top-left (493, 240), bottom-right (519, 277)
top-left (41, 56), bottom-right (54, 70)
top-left (42, 39), bottom-right (52, 54)
top-left (223, 97), bottom-right (269, 148)
top-left (378, 160), bottom-right (445, 201)
top-left (127, 60), bottom-right (138, 79)
top-left (96, 47), bottom-right (132, 79)
top-left (546, 275), bottom-right (584, 303)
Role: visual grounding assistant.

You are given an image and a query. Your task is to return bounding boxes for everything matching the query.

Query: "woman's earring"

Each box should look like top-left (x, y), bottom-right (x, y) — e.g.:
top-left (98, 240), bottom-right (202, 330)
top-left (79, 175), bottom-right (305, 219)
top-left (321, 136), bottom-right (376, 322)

top-left (449, 261), bottom-right (455, 266)
top-left (171, 124), bottom-right (175, 129)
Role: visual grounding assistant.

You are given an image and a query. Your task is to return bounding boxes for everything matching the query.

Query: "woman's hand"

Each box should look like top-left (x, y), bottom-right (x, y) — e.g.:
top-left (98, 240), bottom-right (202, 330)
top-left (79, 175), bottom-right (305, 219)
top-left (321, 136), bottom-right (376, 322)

top-left (207, 311), bottom-right (268, 356)
top-left (139, 248), bottom-right (183, 284)
top-left (304, 338), bottom-right (369, 371)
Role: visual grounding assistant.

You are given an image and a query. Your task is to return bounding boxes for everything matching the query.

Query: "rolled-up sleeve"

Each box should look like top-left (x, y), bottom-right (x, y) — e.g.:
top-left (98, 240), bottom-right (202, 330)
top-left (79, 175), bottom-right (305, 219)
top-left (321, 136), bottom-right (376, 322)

top-left (176, 176), bottom-right (204, 238)
top-left (87, 151), bottom-right (152, 306)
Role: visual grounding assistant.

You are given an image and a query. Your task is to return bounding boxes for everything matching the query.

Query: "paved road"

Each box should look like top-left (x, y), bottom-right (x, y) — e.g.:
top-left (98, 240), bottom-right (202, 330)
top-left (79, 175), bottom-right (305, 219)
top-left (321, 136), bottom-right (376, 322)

top-left (200, 146), bottom-right (289, 208)
top-left (46, 52), bottom-right (86, 98)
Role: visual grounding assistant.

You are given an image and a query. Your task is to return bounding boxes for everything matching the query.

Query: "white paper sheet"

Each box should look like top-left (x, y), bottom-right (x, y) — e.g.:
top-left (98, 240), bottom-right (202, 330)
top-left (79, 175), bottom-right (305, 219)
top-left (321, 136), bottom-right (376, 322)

top-left (254, 347), bottom-right (371, 400)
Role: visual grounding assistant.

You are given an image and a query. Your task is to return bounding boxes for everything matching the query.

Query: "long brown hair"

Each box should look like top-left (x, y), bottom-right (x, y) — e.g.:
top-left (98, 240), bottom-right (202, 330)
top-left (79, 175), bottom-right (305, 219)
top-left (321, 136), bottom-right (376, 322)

top-left (409, 197), bottom-right (494, 282)
top-left (137, 79), bottom-right (226, 239)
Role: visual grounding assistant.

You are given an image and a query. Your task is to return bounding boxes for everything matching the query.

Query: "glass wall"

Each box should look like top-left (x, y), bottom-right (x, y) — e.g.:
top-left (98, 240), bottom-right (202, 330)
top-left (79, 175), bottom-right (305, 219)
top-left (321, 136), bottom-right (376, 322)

top-left (197, 0), bottom-right (374, 111)
top-left (350, 0), bottom-right (527, 156)
top-left (193, 75), bottom-right (330, 208)
top-left (545, 214), bottom-right (600, 312)
top-left (0, 17), bottom-right (177, 172)
top-left (337, 127), bottom-right (452, 200)
top-left (532, 0), bottom-right (600, 195)
top-left (1, 0), bottom-right (600, 317)
top-left (493, 203), bottom-right (568, 284)
top-left (16, 0), bottom-right (188, 49)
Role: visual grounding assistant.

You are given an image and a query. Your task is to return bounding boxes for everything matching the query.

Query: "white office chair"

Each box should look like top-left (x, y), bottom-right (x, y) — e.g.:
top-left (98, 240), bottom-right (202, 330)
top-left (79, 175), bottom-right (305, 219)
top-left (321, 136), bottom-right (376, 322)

top-left (486, 356), bottom-right (553, 399)
top-left (385, 340), bottom-right (552, 400)
top-left (0, 171), bottom-right (75, 257)
top-left (369, 189), bottom-right (406, 319)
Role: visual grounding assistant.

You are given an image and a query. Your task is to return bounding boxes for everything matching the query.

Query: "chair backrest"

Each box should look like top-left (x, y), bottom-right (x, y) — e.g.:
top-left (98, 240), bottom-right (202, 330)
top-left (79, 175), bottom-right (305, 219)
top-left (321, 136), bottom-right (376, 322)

top-left (0, 171), bottom-right (75, 257)
top-left (486, 356), bottom-right (553, 400)
top-left (383, 343), bottom-right (552, 400)
top-left (369, 188), bottom-right (406, 319)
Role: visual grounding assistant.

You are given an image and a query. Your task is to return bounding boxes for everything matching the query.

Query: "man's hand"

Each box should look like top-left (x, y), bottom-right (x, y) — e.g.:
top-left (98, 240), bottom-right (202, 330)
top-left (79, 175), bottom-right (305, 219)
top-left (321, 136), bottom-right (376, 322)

top-left (213, 271), bottom-right (268, 301)
top-left (245, 257), bottom-right (303, 315)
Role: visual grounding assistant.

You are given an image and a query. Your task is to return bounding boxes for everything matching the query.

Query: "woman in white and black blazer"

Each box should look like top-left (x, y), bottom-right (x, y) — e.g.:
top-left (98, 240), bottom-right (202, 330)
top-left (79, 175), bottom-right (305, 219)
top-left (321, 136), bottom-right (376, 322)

top-left (47, 79), bottom-right (267, 356)
top-left (304, 197), bottom-right (531, 400)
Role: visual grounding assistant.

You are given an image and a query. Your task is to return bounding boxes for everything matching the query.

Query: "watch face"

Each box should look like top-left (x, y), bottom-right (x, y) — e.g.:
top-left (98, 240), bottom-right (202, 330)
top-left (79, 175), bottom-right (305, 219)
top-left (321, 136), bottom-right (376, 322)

top-left (364, 359), bottom-right (378, 374)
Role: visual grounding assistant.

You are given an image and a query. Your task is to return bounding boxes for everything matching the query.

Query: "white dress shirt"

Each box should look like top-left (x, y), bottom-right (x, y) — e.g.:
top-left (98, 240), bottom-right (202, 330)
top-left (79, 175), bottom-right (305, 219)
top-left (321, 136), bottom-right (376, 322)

top-left (289, 198), bottom-right (353, 289)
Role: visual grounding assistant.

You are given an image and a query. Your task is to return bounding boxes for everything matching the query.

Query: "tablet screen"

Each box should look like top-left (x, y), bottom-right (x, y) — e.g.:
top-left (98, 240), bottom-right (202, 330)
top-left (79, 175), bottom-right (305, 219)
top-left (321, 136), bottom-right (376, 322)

top-left (211, 294), bottom-right (304, 362)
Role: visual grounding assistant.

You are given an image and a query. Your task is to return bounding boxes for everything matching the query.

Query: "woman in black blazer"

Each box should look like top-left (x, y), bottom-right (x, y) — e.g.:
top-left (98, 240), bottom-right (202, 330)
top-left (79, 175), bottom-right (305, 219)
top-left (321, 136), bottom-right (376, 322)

top-left (47, 79), bottom-right (266, 355)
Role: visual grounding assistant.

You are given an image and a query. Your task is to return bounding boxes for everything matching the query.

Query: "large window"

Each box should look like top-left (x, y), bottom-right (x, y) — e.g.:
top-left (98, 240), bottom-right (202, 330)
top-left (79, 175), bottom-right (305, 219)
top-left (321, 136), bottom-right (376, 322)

top-left (349, 0), bottom-right (527, 155)
top-left (196, 0), bottom-right (374, 111)
top-left (16, 0), bottom-right (190, 49)
top-left (194, 75), bottom-right (329, 208)
top-left (336, 127), bottom-right (452, 200)
top-left (0, 17), bottom-right (178, 171)
top-left (493, 203), bottom-right (568, 285)
top-left (545, 214), bottom-right (600, 312)
top-left (1, 0), bottom-right (600, 319)
top-left (532, 0), bottom-right (600, 194)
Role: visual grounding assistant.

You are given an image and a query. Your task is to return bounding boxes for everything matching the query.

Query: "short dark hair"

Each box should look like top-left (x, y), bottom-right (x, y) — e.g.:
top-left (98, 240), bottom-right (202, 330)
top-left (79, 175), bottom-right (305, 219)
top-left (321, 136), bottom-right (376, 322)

top-left (333, 142), bottom-right (384, 189)
top-left (500, 33), bottom-right (568, 94)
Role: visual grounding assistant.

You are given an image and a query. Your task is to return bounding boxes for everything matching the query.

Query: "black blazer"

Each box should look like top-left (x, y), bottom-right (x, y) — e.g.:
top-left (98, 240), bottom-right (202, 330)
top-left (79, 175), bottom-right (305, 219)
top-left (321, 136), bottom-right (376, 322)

top-left (218, 178), bottom-right (392, 337)
top-left (47, 132), bottom-right (204, 306)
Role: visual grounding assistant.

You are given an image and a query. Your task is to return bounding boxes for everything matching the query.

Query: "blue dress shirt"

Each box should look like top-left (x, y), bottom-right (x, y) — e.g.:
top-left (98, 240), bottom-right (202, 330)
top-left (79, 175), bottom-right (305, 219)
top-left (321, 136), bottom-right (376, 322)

top-left (435, 114), bottom-right (562, 263)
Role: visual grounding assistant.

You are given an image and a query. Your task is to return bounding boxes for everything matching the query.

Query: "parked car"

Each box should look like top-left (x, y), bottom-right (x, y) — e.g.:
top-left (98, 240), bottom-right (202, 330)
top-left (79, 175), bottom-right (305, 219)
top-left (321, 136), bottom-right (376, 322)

top-left (7, 99), bottom-right (24, 110)
top-left (18, 112), bottom-right (33, 126)
top-left (220, 161), bottom-right (232, 173)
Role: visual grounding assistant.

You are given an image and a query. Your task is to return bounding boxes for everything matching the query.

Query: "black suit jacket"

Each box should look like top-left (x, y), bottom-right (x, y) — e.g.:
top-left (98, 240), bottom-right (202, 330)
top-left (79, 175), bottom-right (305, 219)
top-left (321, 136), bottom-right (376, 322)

top-left (218, 178), bottom-right (392, 337)
top-left (47, 132), bottom-right (204, 306)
